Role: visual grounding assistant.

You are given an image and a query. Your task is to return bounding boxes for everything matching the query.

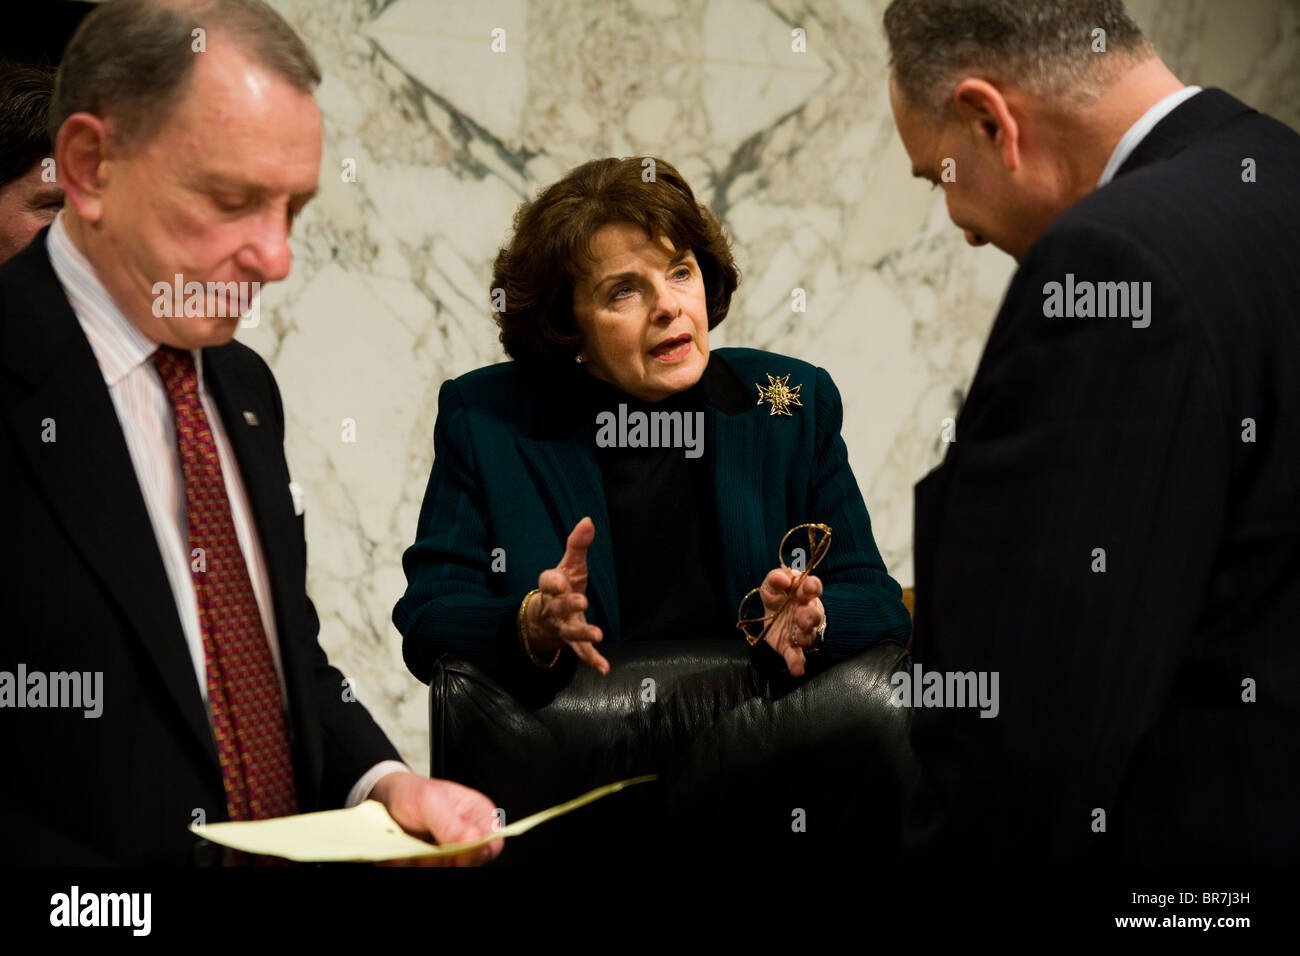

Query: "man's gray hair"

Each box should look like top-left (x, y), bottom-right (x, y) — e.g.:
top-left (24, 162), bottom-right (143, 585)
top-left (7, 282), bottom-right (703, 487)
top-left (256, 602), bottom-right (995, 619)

top-left (884, 0), bottom-right (1152, 115)
top-left (50, 0), bottom-right (320, 147)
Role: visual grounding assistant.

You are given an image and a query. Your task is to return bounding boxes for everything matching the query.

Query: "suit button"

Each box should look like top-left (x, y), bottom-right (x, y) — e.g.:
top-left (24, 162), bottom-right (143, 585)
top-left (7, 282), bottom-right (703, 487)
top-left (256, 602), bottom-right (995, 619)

top-left (192, 838), bottom-right (222, 867)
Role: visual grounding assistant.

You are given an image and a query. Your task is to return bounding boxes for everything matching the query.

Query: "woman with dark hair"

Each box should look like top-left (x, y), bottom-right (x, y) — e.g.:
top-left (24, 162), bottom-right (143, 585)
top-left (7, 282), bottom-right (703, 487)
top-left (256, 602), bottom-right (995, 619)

top-left (394, 156), bottom-right (910, 696)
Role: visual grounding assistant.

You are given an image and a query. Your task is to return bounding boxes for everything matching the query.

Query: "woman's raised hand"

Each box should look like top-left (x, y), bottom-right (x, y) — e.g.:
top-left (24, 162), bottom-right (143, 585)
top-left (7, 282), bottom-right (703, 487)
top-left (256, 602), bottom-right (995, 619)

top-left (525, 516), bottom-right (610, 674)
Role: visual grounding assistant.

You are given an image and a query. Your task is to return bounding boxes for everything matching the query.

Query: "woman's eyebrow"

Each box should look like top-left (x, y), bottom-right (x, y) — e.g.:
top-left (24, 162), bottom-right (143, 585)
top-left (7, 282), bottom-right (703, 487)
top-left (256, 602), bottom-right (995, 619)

top-left (594, 252), bottom-right (692, 290)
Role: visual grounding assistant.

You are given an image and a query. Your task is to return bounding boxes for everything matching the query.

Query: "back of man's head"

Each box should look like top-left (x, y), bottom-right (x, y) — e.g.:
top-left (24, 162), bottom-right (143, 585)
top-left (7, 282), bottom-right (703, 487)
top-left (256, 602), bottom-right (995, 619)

top-left (884, 0), bottom-right (1153, 117)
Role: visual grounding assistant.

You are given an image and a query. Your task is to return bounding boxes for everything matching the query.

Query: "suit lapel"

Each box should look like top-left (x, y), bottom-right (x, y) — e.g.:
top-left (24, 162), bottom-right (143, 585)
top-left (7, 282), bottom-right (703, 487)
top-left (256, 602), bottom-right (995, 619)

top-left (514, 436), bottom-right (620, 641)
top-left (708, 405), bottom-right (774, 604)
top-left (1, 240), bottom-right (218, 768)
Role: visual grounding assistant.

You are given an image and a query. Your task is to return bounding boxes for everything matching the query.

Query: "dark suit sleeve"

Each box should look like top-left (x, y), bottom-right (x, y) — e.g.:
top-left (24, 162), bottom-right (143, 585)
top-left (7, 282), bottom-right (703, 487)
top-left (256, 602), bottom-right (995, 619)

top-left (0, 801), bottom-right (118, 865)
top-left (392, 379), bottom-right (558, 690)
top-left (259, 357), bottom-right (402, 806)
top-left (904, 226), bottom-right (1229, 862)
top-left (809, 366), bottom-right (913, 657)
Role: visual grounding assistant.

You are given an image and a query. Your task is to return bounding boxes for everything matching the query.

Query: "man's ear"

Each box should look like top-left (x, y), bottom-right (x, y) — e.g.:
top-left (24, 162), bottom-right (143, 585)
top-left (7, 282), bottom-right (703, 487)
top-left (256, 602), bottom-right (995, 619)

top-left (951, 78), bottom-right (1021, 173)
top-left (54, 113), bottom-right (112, 223)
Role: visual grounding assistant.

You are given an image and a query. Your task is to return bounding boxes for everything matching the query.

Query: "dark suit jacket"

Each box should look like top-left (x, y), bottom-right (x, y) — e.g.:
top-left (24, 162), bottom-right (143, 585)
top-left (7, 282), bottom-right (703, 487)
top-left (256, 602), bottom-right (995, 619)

top-left (0, 230), bottom-right (400, 865)
top-left (393, 347), bottom-right (912, 698)
top-left (906, 89), bottom-right (1300, 864)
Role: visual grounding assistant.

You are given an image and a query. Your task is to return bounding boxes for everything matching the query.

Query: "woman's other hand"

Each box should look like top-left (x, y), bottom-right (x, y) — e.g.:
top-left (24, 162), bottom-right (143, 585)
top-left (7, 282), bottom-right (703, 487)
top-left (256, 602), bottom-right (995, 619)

top-left (758, 568), bottom-right (825, 677)
top-left (526, 516), bottom-right (610, 674)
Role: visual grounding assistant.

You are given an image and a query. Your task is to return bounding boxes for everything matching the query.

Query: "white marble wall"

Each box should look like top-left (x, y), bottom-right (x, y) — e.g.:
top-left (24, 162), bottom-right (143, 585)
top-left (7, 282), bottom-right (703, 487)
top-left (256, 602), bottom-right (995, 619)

top-left (240, 0), bottom-right (1300, 770)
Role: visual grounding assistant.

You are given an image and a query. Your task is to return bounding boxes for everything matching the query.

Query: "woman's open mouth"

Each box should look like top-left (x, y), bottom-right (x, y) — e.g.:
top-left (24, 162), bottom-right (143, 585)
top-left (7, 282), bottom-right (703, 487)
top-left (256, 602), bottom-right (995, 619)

top-left (649, 334), bottom-right (692, 362)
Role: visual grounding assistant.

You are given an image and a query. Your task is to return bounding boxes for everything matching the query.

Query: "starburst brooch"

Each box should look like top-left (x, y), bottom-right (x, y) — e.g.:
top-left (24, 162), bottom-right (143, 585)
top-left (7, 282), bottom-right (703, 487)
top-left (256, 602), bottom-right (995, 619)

top-left (755, 373), bottom-right (803, 417)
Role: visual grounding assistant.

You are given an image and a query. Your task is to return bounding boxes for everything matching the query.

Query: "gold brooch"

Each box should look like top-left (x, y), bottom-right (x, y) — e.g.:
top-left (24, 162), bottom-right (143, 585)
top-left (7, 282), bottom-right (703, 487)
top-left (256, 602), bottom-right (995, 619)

top-left (755, 373), bottom-right (803, 416)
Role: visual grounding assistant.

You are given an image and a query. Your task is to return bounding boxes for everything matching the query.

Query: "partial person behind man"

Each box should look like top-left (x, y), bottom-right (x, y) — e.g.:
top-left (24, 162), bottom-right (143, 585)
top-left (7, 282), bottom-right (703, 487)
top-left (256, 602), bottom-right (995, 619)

top-left (885, 0), bottom-right (1300, 864)
top-left (0, 60), bottom-right (62, 264)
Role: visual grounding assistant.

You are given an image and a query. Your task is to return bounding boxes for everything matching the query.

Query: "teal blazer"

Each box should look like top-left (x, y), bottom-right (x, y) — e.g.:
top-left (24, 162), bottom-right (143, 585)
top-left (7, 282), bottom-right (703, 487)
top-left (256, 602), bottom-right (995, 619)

top-left (394, 347), bottom-right (911, 692)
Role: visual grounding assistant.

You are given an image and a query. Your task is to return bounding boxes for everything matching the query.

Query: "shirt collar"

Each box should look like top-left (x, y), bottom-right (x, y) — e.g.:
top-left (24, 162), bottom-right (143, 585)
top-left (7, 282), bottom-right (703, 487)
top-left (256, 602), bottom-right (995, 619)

top-left (1097, 85), bottom-right (1203, 188)
top-left (46, 211), bottom-right (202, 389)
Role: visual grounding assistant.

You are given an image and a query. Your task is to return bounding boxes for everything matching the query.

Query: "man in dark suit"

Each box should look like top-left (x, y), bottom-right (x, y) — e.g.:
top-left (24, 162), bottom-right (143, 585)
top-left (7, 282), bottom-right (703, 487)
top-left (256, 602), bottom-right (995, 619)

top-left (885, 0), bottom-right (1299, 863)
top-left (0, 0), bottom-right (501, 865)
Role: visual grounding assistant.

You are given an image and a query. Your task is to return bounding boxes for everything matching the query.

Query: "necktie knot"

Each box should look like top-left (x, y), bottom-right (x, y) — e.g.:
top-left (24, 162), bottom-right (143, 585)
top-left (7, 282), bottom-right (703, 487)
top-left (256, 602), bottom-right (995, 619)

top-left (152, 345), bottom-right (198, 403)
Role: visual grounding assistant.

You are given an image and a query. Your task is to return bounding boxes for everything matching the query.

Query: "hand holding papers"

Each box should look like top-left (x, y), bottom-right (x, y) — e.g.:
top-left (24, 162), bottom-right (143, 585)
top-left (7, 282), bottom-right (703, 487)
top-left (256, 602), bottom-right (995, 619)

top-left (190, 774), bottom-right (657, 863)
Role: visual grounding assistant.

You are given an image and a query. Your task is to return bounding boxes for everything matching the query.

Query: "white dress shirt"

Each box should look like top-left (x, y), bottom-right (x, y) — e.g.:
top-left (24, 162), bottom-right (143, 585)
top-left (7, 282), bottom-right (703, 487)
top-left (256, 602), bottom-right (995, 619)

top-left (47, 213), bottom-right (407, 807)
top-left (1097, 85), bottom-right (1203, 187)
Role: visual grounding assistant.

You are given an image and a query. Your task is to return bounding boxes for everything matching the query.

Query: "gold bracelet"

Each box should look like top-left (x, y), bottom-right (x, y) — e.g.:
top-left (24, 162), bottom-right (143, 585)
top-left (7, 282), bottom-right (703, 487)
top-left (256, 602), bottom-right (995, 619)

top-left (518, 588), bottom-right (561, 668)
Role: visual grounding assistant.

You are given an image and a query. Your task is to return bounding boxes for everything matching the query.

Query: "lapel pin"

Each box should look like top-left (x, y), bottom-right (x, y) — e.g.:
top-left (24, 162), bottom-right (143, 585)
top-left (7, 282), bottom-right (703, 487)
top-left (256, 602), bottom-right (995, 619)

top-left (755, 373), bottom-right (803, 417)
top-left (242, 410), bottom-right (260, 427)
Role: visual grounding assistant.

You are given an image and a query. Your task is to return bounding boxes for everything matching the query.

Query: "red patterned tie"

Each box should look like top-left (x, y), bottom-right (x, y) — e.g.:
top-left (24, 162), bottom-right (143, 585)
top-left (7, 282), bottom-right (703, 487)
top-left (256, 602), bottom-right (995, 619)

top-left (153, 345), bottom-right (299, 824)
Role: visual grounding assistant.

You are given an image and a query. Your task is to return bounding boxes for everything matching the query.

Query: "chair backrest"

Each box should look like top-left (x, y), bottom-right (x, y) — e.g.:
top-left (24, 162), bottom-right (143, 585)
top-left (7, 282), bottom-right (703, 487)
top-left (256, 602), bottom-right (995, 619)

top-left (429, 639), bottom-right (917, 861)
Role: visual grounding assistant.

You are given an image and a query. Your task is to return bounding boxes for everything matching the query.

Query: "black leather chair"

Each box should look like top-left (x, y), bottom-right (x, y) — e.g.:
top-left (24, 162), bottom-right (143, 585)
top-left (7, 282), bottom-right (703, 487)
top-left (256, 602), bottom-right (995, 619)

top-left (428, 639), bottom-right (917, 863)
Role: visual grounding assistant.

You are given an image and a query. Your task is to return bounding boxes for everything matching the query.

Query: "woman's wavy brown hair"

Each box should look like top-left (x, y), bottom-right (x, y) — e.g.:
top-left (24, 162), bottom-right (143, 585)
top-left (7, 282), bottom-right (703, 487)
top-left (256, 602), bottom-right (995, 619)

top-left (490, 156), bottom-right (739, 367)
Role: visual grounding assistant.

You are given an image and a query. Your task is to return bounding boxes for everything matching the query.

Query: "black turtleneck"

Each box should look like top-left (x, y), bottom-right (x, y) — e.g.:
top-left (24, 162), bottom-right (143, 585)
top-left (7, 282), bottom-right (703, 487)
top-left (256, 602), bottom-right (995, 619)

top-left (572, 354), bottom-right (751, 643)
